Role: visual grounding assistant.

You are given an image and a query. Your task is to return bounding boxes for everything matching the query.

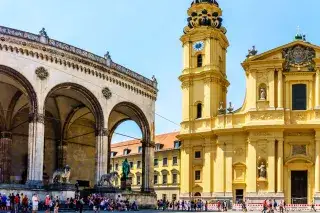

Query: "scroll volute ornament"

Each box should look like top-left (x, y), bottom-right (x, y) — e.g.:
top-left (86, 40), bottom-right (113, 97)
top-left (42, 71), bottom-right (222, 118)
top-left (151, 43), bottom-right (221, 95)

top-left (35, 66), bottom-right (49, 80)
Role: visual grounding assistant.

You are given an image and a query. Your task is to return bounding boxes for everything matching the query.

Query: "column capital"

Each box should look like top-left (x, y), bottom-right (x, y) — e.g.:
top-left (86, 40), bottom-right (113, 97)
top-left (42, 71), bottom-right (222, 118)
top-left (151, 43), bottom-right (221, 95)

top-left (0, 131), bottom-right (12, 139)
top-left (96, 128), bottom-right (108, 136)
top-left (28, 113), bottom-right (45, 124)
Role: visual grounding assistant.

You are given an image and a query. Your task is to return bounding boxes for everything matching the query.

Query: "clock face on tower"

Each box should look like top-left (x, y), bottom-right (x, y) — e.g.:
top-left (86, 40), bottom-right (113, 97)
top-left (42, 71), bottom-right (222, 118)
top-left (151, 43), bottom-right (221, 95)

top-left (193, 41), bottom-right (204, 51)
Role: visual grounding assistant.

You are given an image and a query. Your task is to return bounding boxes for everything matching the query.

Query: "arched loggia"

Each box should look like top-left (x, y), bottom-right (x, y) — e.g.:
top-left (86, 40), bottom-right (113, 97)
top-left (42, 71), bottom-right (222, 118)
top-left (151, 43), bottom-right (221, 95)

top-left (0, 65), bottom-right (38, 184)
top-left (108, 102), bottom-right (154, 192)
top-left (44, 83), bottom-right (104, 186)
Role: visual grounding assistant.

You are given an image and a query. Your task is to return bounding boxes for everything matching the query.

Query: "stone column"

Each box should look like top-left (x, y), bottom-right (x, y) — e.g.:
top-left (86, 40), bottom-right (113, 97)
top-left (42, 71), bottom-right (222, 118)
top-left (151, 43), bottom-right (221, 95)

top-left (315, 132), bottom-right (320, 193)
top-left (26, 113), bottom-right (45, 187)
top-left (141, 140), bottom-right (155, 192)
top-left (225, 143), bottom-right (233, 197)
top-left (277, 139), bottom-right (284, 193)
top-left (267, 140), bottom-right (276, 192)
top-left (246, 138), bottom-right (257, 192)
top-left (95, 129), bottom-right (109, 184)
top-left (214, 142), bottom-right (225, 195)
top-left (316, 70), bottom-right (320, 109)
top-left (285, 81), bottom-right (290, 109)
top-left (0, 132), bottom-right (12, 183)
top-left (278, 69), bottom-right (283, 109)
top-left (309, 80), bottom-right (313, 110)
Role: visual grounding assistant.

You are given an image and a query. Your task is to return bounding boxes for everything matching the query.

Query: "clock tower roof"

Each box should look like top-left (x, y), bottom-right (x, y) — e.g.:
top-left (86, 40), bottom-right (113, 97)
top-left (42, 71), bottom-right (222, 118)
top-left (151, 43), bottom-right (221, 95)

top-left (184, 0), bottom-right (226, 35)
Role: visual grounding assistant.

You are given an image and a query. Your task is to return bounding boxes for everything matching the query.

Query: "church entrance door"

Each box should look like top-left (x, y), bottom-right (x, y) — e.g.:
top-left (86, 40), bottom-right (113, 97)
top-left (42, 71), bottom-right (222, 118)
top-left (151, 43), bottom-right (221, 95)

top-left (291, 171), bottom-right (307, 204)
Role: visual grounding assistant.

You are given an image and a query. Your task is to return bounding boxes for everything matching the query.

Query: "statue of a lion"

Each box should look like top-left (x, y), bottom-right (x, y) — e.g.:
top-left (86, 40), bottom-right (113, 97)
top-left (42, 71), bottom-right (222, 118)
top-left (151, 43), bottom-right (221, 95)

top-left (98, 172), bottom-right (119, 187)
top-left (52, 165), bottom-right (71, 184)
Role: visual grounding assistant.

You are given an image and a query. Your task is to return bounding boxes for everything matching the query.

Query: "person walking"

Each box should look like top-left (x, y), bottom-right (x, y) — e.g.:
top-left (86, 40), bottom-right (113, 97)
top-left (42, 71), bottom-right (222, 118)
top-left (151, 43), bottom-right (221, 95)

top-left (311, 200), bottom-right (317, 212)
top-left (45, 195), bottom-right (51, 213)
top-left (53, 196), bottom-right (59, 213)
top-left (32, 194), bottom-right (39, 213)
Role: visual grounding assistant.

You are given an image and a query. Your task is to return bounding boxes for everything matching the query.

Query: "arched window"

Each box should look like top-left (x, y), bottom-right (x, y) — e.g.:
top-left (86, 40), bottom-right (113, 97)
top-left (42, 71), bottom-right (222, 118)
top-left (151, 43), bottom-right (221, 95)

top-left (292, 84), bottom-right (306, 110)
top-left (197, 55), bottom-right (203, 67)
top-left (196, 103), bottom-right (202, 119)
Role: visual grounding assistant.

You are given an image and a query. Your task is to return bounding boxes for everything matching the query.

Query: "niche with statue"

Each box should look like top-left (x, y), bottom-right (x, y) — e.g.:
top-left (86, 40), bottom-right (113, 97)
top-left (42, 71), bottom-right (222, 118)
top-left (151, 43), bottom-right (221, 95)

top-left (257, 83), bottom-right (269, 109)
top-left (257, 158), bottom-right (267, 182)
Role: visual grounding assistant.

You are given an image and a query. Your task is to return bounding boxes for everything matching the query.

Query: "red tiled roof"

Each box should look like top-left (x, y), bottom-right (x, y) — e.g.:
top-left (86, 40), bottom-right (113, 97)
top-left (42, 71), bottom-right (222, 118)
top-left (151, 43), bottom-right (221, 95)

top-left (111, 132), bottom-right (179, 157)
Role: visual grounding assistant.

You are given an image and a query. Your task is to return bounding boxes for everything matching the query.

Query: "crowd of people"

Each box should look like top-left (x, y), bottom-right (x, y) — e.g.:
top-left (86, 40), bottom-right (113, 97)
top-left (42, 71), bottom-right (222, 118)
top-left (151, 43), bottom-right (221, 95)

top-left (157, 199), bottom-right (229, 211)
top-left (0, 193), bottom-right (139, 213)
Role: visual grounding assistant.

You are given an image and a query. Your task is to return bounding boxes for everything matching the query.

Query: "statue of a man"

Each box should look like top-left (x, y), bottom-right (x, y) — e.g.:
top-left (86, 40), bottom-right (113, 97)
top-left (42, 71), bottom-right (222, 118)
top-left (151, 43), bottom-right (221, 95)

top-left (122, 158), bottom-right (130, 179)
top-left (258, 161), bottom-right (267, 178)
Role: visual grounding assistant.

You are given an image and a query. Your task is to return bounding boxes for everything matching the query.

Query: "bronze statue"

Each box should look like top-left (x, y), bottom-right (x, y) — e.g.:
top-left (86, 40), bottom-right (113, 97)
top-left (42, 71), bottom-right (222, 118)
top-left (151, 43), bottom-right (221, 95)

top-left (122, 159), bottom-right (130, 179)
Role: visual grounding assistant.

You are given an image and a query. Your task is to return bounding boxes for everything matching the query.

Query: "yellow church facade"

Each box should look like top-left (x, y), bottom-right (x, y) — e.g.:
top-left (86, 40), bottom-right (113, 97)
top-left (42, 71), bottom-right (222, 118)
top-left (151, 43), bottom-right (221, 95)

top-left (178, 0), bottom-right (320, 204)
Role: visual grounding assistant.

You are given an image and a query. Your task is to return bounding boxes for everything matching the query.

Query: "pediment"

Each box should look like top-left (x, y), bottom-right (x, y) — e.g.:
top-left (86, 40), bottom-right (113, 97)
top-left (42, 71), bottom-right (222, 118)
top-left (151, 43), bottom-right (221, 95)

top-left (244, 40), bottom-right (320, 64)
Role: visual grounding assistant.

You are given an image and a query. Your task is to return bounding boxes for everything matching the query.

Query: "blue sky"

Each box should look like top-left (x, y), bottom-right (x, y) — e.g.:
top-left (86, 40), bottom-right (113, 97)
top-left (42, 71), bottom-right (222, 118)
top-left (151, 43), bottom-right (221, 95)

top-left (1, 0), bottom-right (320, 143)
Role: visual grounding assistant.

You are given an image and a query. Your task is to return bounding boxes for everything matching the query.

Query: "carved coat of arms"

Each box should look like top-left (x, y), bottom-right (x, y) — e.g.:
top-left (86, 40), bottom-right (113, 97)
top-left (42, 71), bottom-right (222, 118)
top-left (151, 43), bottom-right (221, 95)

top-left (282, 45), bottom-right (315, 71)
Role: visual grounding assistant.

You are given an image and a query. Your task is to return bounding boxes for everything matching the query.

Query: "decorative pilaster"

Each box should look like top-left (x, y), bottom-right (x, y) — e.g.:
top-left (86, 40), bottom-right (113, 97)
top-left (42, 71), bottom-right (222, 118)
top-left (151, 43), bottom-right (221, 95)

top-left (315, 133), bottom-right (320, 193)
top-left (277, 69), bottom-right (283, 109)
top-left (180, 141), bottom-right (191, 197)
top-left (141, 140), bottom-right (155, 192)
top-left (0, 132), bottom-right (12, 183)
top-left (267, 140), bottom-right (276, 192)
top-left (309, 80), bottom-right (313, 110)
top-left (95, 128), bottom-right (109, 184)
top-left (26, 113), bottom-right (45, 187)
top-left (285, 81), bottom-right (290, 109)
top-left (316, 70), bottom-right (320, 109)
top-left (225, 142), bottom-right (233, 196)
top-left (277, 139), bottom-right (284, 193)
top-left (214, 142), bottom-right (225, 193)
top-left (246, 138), bottom-right (257, 192)
top-left (202, 138), bottom-right (213, 196)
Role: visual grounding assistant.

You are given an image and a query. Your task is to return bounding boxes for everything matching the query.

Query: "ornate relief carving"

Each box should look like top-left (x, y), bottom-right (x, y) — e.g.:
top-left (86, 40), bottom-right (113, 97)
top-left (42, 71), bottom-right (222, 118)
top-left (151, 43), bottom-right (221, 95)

top-left (257, 144), bottom-right (267, 154)
top-left (292, 112), bottom-right (307, 120)
top-left (102, 87), bottom-right (112, 100)
top-left (257, 72), bottom-right (268, 84)
top-left (253, 132), bottom-right (271, 136)
top-left (28, 113), bottom-right (45, 124)
top-left (234, 147), bottom-right (244, 156)
top-left (287, 132), bottom-right (313, 136)
top-left (181, 81), bottom-right (193, 89)
top-left (250, 112), bottom-right (283, 120)
top-left (283, 45), bottom-right (316, 72)
top-left (292, 145), bottom-right (307, 155)
top-left (35, 66), bottom-right (49, 80)
top-left (315, 111), bottom-right (320, 119)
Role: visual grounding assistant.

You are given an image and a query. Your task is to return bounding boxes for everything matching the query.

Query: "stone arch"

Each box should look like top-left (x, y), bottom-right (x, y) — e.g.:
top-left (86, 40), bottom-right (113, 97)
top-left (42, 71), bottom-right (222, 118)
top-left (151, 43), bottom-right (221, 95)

top-left (44, 83), bottom-right (104, 131)
top-left (0, 65), bottom-right (38, 114)
top-left (108, 102), bottom-right (153, 192)
top-left (0, 65), bottom-right (38, 183)
top-left (43, 82), bottom-right (104, 185)
top-left (108, 102), bottom-right (150, 142)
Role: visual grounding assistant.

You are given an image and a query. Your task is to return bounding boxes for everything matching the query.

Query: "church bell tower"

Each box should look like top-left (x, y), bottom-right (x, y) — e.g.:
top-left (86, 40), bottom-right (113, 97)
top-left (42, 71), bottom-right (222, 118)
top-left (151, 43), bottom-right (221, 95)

top-left (179, 0), bottom-right (229, 128)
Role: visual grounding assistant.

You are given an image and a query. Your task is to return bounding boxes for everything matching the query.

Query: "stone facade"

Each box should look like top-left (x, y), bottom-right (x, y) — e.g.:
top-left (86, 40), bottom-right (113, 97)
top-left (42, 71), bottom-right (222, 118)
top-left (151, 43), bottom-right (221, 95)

top-left (178, 0), bottom-right (320, 204)
top-left (0, 25), bottom-right (157, 193)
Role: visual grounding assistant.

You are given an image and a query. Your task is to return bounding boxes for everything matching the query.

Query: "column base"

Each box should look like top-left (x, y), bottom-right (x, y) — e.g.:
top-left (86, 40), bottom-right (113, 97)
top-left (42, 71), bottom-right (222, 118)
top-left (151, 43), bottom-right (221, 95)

top-left (315, 106), bottom-right (320, 110)
top-left (314, 193), bottom-right (320, 204)
top-left (276, 107), bottom-right (284, 110)
top-left (141, 187), bottom-right (155, 193)
top-left (25, 180), bottom-right (43, 188)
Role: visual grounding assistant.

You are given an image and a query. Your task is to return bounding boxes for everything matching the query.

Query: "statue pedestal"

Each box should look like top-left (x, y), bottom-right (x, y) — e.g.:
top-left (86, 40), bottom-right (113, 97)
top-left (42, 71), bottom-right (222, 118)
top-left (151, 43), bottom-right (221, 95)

top-left (120, 177), bottom-right (132, 191)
